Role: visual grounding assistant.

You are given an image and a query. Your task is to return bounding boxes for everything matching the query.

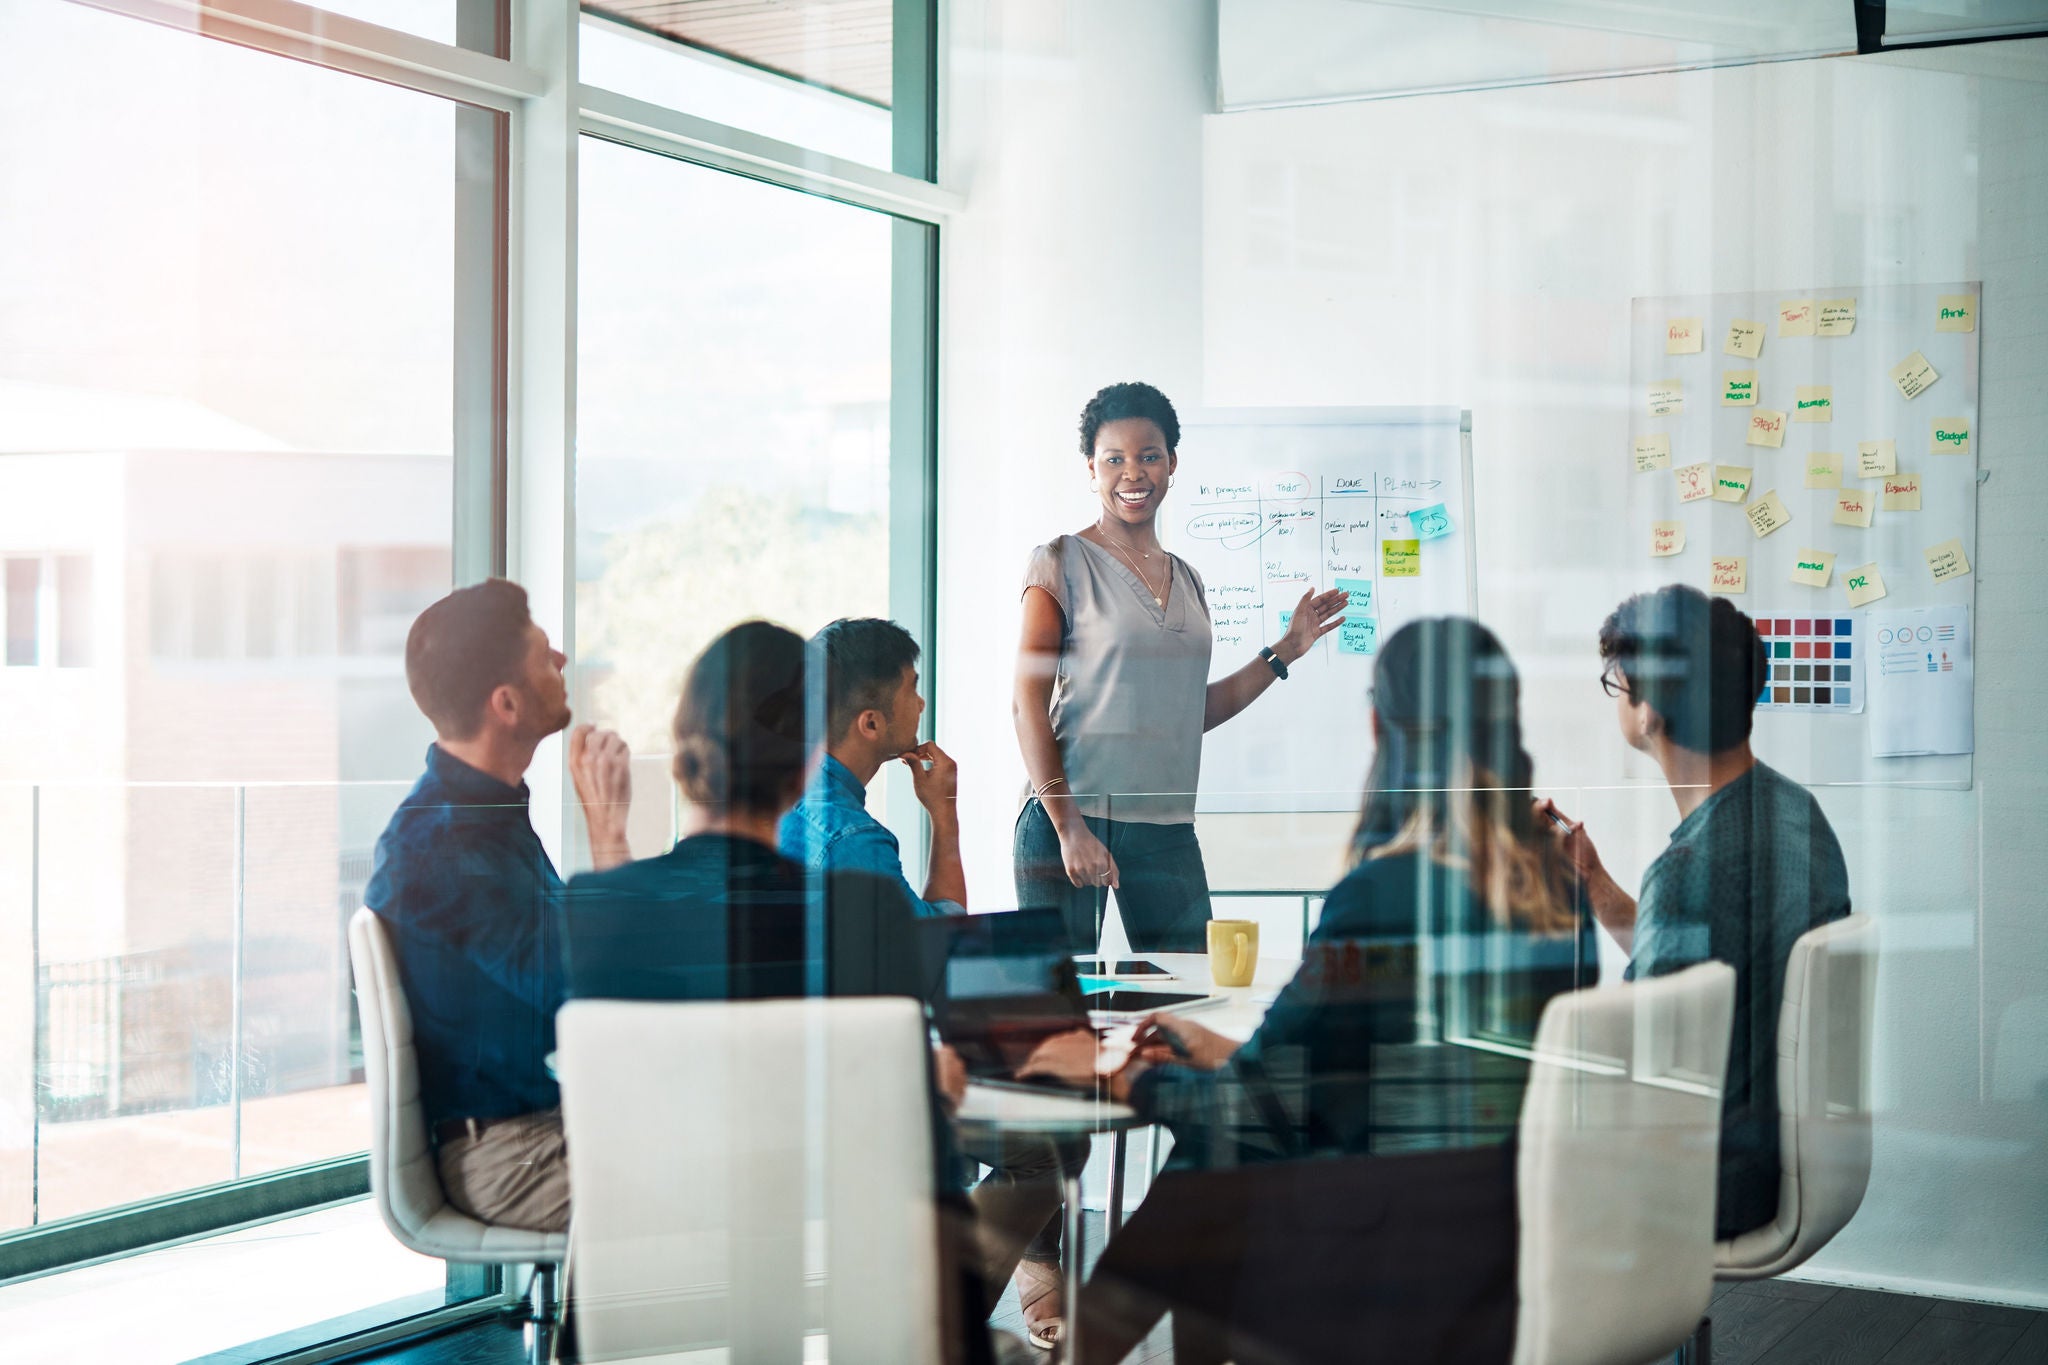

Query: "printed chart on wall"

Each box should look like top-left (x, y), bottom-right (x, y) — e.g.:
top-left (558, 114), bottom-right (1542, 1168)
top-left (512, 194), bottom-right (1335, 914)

top-left (1171, 408), bottom-right (1475, 812)
top-left (1629, 283), bottom-right (1978, 787)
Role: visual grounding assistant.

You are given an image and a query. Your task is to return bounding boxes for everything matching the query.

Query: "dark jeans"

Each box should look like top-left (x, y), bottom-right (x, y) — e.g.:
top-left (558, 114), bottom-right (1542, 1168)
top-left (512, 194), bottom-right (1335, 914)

top-left (1013, 800), bottom-right (1214, 954)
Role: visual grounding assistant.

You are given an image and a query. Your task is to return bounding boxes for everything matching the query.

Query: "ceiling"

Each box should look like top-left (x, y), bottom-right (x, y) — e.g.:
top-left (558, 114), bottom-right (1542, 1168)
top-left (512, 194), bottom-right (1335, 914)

top-left (584, 0), bottom-right (895, 107)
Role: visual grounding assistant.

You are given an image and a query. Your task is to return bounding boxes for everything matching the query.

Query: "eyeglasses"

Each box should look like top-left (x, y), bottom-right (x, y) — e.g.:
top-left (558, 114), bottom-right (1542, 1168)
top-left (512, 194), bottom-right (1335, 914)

top-left (1599, 664), bottom-right (1630, 699)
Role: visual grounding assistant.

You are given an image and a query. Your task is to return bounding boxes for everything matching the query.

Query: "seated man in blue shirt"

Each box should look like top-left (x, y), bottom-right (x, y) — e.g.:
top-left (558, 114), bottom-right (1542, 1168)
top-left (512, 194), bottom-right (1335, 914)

top-left (779, 617), bottom-right (966, 916)
top-left (364, 578), bottom-right (633, 1234)
top-left (780, 618), bottom-right (1084, 1351)
top-left (1541, 585), bottom-right (1851, 1240)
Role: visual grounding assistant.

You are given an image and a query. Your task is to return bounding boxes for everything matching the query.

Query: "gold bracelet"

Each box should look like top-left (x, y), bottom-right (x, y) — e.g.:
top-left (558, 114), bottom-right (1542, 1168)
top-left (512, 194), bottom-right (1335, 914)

top-left (1031, 777), bottom-right (1069, 798)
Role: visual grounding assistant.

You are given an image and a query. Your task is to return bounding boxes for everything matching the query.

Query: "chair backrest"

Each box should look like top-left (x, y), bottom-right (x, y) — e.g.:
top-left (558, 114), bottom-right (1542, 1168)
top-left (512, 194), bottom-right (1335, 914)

top-left (347, 907), bottom-right (451, 1251)
top-left (1514, 961), bottom-right (1736, 1365)
top-left (1717, 912), bottom-right (1878, 1277)
top-left (557, 996), bottom-right (948, 1365)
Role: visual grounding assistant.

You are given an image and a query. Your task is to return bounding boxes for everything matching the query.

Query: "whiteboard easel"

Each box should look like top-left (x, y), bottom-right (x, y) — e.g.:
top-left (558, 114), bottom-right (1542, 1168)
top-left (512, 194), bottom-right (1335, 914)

top-left (1168, 407), bottom-right (1476, 813)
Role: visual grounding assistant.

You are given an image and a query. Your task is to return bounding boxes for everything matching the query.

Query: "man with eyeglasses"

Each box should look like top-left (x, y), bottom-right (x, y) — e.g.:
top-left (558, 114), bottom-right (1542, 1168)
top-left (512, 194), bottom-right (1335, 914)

top-left (1537, 584), bottom-right (1850, 1242)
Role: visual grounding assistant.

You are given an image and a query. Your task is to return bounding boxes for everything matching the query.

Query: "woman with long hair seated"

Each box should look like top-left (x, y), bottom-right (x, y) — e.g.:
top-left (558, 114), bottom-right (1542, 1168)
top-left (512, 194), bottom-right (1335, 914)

top-left (1022, 617), bottom-right (1597, 1364)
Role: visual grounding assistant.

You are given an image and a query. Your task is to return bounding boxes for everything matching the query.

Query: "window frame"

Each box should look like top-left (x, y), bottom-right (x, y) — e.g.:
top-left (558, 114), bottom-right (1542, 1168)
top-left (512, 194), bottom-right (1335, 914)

top-left (0, 0), bottom-right (946, 1350)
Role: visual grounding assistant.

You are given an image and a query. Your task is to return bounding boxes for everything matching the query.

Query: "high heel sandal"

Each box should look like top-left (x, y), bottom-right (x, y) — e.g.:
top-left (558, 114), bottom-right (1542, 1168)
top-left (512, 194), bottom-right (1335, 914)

top-left (1011, 1256), bottom-right (1064, 1351)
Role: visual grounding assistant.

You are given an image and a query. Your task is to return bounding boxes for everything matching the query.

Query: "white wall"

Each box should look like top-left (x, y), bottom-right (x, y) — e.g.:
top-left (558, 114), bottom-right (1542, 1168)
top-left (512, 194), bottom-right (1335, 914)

top-left (939, 0), bottom-right (1212, 913)
top-left (943, 1), bottom-right (2048, 1309)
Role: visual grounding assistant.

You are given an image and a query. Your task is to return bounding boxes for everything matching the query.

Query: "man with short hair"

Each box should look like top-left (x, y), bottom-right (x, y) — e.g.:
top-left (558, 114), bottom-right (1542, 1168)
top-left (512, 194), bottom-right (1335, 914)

top-left (780, 617), bottom-right (1083, 1350)
top-left (364, 578), bottom-right (632, 1234)
top-left (779, 616), bottom-right (967, 916)
top-left (1542, 584), bottom-right (1851, 1240)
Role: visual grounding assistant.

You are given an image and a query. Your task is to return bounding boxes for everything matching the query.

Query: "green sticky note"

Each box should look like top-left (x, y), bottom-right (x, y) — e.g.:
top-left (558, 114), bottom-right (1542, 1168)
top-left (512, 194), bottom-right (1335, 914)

top-left (1383, 540), bottom-right (1421, 577)
top-left (1408, 503), bottom-right (1451, 540)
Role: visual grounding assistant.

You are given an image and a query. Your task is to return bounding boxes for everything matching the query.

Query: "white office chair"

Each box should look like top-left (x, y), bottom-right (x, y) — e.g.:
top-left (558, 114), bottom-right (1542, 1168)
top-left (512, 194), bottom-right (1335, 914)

top-left (1680, 913), bottom-right (1878, 1363)
top-left (556, 996), bottom-right (955, 1365)
top-left (1514, 961), bottom-right (1737, 1365)
top-left (346, 909), bottom-right (568, 1347)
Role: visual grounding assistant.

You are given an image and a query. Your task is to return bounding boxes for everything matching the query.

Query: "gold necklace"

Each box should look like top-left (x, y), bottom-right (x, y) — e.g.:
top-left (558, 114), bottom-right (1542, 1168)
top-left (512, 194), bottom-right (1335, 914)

top-left (1098, 529), bottom-right (1166, 607)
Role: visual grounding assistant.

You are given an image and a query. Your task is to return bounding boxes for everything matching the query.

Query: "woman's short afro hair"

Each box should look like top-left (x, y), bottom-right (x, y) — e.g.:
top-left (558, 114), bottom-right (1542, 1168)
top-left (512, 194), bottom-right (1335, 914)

top-left (1078, 381), bottom-right (1180, 458)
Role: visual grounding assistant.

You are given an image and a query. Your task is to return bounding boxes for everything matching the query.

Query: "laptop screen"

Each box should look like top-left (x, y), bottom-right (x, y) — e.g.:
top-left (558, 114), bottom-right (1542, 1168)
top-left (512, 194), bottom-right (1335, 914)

top-left (925, 909), bottom-right (1088, 1075)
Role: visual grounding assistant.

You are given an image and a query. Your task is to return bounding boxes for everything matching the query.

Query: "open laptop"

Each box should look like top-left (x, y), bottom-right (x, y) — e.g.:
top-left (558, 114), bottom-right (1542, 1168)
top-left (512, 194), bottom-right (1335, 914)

top-left (923, 910), bottom-right (1216, 1091)
top-left (923, 908), bottom-right (1096, 1093)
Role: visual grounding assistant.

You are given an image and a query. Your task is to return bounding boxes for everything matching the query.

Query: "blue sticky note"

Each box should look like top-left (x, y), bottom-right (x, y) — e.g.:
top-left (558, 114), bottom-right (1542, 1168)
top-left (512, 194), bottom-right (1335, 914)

top-left (1335, 577), bottom-right (1374, 616)
top-left (1333, 576), bottom-right (1378, 655)
top-left (1409, 503), bottom-right (1452, 540)
top-left (1278, 610), bottom-right (1292, 634)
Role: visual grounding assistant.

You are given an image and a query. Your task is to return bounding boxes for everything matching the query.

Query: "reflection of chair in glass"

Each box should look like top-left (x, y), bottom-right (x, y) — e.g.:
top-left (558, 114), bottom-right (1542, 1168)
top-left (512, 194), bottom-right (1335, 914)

top-left (1515, 960), bottom-right (1736, 1365)
top-left (1684, 913), bottom-right (1878, 1364)
top-left (346, 909), bottom-right (566, 1360)
top-left (1075, 963), bottom-right (1735, 1365)
top-left (556, 996), bottom-right (955, 1364)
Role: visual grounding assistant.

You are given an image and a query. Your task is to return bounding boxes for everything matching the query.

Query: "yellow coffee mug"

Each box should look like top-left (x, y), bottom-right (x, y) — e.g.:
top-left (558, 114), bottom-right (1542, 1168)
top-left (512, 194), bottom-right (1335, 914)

top-left (1207, 918), bottom-right (1259, 988)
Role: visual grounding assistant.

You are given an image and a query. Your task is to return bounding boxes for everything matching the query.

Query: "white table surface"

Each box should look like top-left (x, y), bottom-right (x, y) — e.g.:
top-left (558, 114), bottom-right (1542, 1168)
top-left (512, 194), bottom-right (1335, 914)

top-left (1100, 952), bottom-right (1295, 1044)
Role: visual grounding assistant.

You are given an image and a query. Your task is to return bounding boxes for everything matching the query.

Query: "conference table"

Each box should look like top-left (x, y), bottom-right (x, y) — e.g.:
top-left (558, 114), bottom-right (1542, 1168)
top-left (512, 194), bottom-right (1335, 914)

top-left (952, 950), bottom-right (1297, 1364)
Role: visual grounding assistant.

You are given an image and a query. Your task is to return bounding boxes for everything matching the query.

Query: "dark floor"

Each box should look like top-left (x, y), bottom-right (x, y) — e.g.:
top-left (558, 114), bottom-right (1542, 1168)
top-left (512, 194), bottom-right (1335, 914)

top-left (352, 1215), bottom-right (2048, 1365)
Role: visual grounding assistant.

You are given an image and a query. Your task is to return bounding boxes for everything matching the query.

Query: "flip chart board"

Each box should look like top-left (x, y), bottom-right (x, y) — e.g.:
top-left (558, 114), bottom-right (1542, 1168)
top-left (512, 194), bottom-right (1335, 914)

top-left (1628, 283), bottom-right (1979, 787)
top-left (1170, 409), bottom-right (1476, 813)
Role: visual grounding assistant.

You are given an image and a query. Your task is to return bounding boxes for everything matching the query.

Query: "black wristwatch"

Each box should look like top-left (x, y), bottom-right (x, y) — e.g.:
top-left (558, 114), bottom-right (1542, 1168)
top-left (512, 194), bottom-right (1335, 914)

top-left (1259, 645), bottom-right (1289, 680)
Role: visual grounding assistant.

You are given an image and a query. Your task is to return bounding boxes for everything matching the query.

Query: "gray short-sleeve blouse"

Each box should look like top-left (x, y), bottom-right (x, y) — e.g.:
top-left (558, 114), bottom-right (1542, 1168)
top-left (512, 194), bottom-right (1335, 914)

top-left (1021, 534), bottom-right (1213, 824)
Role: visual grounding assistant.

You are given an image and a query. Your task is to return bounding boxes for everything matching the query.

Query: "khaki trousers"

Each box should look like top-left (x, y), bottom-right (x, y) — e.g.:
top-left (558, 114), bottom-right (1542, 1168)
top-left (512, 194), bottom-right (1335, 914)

top-left (436, 1107), bottom-right (571, 1234)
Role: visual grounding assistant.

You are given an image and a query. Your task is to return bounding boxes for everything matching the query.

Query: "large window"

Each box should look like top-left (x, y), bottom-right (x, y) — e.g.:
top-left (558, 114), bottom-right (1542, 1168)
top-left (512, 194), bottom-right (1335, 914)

top-left (0, 0), bottom-right (468, 1316)
top-left (575, 141), bottom-right (897, 772)
top-left (0, 0), bottom-right (941, 1354)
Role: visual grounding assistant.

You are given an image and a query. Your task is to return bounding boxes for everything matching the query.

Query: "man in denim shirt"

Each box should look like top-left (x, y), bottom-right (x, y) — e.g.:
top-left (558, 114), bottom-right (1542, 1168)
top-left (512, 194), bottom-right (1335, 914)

top-left (1543, 586), bottom-right (1850, 1241)
top-left (779, 619), bottom-right (1084, 1349)
top-left (365, 579), bottom-right (633, 1233)
top-left (779, 617), bottom-right (966, 917)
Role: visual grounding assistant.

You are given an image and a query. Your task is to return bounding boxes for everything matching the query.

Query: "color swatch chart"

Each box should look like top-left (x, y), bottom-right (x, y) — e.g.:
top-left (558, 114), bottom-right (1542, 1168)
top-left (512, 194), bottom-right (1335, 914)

top-left (1756, 616), bottom-right (1859, 711)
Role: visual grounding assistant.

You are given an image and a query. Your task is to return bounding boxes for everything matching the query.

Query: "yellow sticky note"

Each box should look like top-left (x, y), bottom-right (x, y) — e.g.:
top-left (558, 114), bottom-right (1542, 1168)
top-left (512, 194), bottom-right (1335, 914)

top-left (1935, 294), bottom-right (1976, 333)
top-left (1817, 299), bottom-right (1857, 336)
top-left (1746, 410), bottom-right (1788, 448)
top-left (1925, 538), bottom-right (1971, 582)
top-left (1666, 317), bottom-right (1703, 354)
top-left (1794, 386), bottom-right (1833, 422)
top-left (1651, 520), bottom-right (1686, 557)
top-left (1648, 380), bottom-right (1684, 416)
top-left (1804, 453), bottom-right (1843, 489)
top-left (1722, 371), bottom-right (1759, 407)
top-left (1633, 434), bottom-right (1672, 472)
top-left (1675, 461), bottom-right (1713, 504)
top-left (1709, 556), bottom-right (1748, 595)
top-left (1791, 549), bottom-right (1836, 588)
top-left (1746, 491), bottom-right (1792, 538)
top-left (1382, 539), bottom-right (1420, 577)
top-left (1844, 562), bottom-right (1887, 607)
top-left (1713, 465), bottom-right (1753, 502)
top-left (1834, 489), bottom-right (1874, 527)
top-left (1882, 473), bottom-right (1922, 511)
top-left (1857, 440), bottom-right (1897, 478)
top-left (1778, 299), bottom-right (1817, 336)
top-left (1724, 319), bottom-right (1764, 359)
top-left (1890, 350), bottom-right (1940, 400)
top-left (1930, 417), bottom-right (1971, 455)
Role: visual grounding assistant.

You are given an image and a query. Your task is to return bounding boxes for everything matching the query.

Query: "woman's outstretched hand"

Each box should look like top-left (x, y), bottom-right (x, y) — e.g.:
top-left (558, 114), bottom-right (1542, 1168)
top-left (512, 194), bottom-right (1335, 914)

top-left (1274, 587), bottom-right (1350, 664)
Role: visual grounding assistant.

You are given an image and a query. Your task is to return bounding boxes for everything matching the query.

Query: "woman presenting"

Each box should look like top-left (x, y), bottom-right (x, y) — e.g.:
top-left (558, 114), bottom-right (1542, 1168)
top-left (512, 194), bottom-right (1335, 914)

top-left (1012, 381), bottom-right (1348, 952)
